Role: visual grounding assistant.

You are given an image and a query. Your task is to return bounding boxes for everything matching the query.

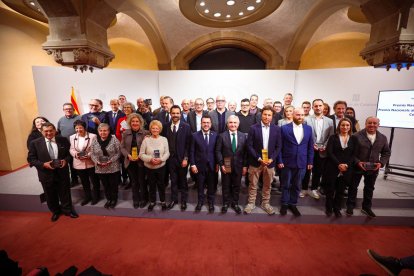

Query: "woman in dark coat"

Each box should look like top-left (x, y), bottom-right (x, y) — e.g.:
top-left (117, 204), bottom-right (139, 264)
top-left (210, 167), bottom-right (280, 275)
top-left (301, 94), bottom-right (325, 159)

top-left (27, 116), bottom-right (50, 149)
top-left (324, 118), bottom-right (358, 218)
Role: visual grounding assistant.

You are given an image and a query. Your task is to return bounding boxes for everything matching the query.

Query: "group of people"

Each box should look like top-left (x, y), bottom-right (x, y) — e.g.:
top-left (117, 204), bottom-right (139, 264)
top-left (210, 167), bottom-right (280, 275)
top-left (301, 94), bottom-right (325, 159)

top-left (27, 92), bottom-right (391, 222)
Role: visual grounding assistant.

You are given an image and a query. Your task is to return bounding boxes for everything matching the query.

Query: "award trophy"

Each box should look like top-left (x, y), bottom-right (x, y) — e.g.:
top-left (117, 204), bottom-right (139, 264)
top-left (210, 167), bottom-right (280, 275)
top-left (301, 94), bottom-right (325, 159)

top-left (78, 151), bottom-right (87, 158)
top-left (316, 143), bottom-right (325, 150)
top-left (153, 150), bottom-right (160, 158)
top-left (224, 157), bottom-right (232, 173)
top-left (131, 147), bottom-right (138, 159)
top-left (99, 155), bottom-right (109, 163)
top-left (262, 149), bottom-right (268, 162)
top-left (51, 159), bottom-right (61, 168)
top-left (364, 162), bottom-right (376, 170)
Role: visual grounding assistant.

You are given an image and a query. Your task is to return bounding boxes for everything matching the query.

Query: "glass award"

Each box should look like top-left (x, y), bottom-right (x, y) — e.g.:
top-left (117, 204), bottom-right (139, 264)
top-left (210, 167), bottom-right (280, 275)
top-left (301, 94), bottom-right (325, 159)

top-left (224, 157), bottom-right (232, 173)
top-left (364, 162), bottom-right (376, 170)
top-left (261, 149), bottom-right (268, 162)
top-left (131, 147), bottom-right (138, 159)
top-left (51, 159), bottom-right (61, 168)
top-left (316, 143), bottom-right (325, 150)
top-left (78, 151), bottom-right (87, 158)
top-left (153, 150), bottom-right (160, 158)
top-left (99, 156), bottom-right (109, 163)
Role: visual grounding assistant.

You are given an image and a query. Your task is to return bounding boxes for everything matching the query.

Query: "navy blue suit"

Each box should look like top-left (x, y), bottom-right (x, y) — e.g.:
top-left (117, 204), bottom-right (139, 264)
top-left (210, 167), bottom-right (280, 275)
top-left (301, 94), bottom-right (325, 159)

top-left (215, 131), bottom-right (247, 205)
top-left (154, 110), bottom-right (171, 124)
top-left (247, 123), bottom-right (282, 169)
top-left (106, 110), bottom-right (125, 134)
top-left (278, 123), bottom-right (314, 206)
top-left (162, 122), bottom-right (192, 203)
top-left (190, 130), bottom-right (218, 204)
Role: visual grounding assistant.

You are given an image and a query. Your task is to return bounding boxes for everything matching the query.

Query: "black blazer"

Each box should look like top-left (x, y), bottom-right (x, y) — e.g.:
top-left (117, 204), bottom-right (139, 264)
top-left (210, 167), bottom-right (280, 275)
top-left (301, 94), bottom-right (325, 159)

top-left (28, 136), bottom-right (71, 183)
top-left (190, 130), bottom-right (218, 172)
top-left (328, 115), bottom-right (357, 134)
top-left (187, 110), bottom-right (209, 133)
top-left (324, 134), bottom-right (358, 183)
top-left (154, 110), bottom-right (171, 124)
top-left (215, 131), bottom-right (248, 171)
top-left (162, 122), bottom-right (192, 162)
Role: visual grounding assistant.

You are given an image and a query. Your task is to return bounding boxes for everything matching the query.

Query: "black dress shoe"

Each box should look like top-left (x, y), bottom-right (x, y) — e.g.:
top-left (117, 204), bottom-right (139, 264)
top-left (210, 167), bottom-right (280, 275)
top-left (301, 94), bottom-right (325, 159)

top-left (148, 202), bottom-right (156, 211)
top-left (51, 212), bottom-right (61, 222)
top-left (346, 207), bottom-right (354, 216)
top-left (288, 205), bottom-right (301, 217)
top-left (362, 208), bottom-right (376, 218)
top-left (167, 201), bottom-right (177, 210)
top-left (195, 203), bottom-right (203, 212)
top-left (161, 203), bottom-right (167, 211)
top-left (221, 204), bottom-right (229, 214)
top-left (280, 205), bottom-right (288, 216)
top-left (325, 209), bottom-right (333, 217)
top-left (231, 203), bottom-right (242, 214)
top-left (81, 197), bottom-right (91, 206)
top-left (133, 202), bottom-right (139, 209)
top-left (104, 201), bottom-right (111, 209)
top-left (334, 209), bottom-right (342, 218)
top-left (110, 200), bottom-right (117, 209)
top-left (66, 210), bottom-right (79, 218)
top-left (208, 203), bottom-right (214, 213)
top-left (180, 202), bottom-right (187, 211)
top-left (140, 201), bottom-right (148, 208)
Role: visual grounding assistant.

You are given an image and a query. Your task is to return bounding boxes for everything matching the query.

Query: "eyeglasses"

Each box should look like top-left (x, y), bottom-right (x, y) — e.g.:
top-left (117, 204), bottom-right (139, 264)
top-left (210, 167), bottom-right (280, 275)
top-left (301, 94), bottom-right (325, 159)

top-left (241, 104), bottom-right (250, 107)
top-left (89, 104), bottom-right (99, 107)
top-left (63, 108), bottom-right (73, 111)
top-left (206, 101), bottom-right (214, 104)
top-left (216, 100), bottom-right (225, 103)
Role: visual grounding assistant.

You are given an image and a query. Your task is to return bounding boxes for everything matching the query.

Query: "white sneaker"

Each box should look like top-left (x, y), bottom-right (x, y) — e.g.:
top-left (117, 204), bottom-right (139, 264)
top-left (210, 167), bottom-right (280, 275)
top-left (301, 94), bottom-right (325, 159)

top-left (310, 189), bottom-right (320, 199)
top-left (261, 203), bottom-right (275, 215)
top-left (244, 203), bottom-right (256, 214)
top-left (299, 190), bottom-right (307, 198)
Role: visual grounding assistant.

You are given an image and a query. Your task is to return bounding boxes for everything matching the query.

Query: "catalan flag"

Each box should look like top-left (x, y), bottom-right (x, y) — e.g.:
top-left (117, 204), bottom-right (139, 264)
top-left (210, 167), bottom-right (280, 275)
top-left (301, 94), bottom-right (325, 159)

top-left (70, 87), bottom-right (80, 115)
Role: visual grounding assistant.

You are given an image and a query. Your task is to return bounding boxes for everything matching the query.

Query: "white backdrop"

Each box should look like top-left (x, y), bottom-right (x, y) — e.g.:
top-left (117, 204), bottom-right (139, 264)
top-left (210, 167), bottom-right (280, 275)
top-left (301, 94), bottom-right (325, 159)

top-left (32, 66), bottom-right (414, 166)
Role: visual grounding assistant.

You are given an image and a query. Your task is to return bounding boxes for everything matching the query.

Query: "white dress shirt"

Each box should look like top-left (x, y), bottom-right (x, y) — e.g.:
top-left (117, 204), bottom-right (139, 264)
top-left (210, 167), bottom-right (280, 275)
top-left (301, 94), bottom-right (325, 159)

top-left (229, 130), bottom-right (237, 148)
top-left (45, 137), bottom-right (58, 159)
top-left (261, 122), bottom-right (270, 150)
top-left (293, 123), bottom-right (304, 144)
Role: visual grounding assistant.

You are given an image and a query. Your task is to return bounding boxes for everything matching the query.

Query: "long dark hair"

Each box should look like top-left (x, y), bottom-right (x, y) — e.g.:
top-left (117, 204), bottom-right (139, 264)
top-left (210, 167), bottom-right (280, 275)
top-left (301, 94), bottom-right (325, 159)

top-left (336, 118), bottom-right (353, 135)
top-left (30, 116), bottom-right (49, 133)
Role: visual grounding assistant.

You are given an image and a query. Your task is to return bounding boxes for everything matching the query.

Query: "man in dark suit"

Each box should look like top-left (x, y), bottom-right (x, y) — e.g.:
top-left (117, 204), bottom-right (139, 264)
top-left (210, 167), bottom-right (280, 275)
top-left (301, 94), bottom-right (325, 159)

top-left (27, 122), bottom-right (78, 222)
top-left (346, 116), bottom-right (391, 218)
top-left (163, 105), bottom-right (192, 211)
top-left (190, 115), bottom-right (218, 213)
top-left (154, 96), bottom-right (174, 124)
top-left (181, 99), bottom-right (191, 123)
top-left (215, 115), bottom-right (247, 214)
top-left (106, 99), bottom-right (125, 134)
top-left (81, 99), bottom-right (108, 135)
top-left (188, 98), bottom-right (209, 133)
top-left (328, 100), bottom-right (357, 133)
top-left (244, 106), bottom-right (282, 215)
top-left (277, 107), bottom-right (314, 217)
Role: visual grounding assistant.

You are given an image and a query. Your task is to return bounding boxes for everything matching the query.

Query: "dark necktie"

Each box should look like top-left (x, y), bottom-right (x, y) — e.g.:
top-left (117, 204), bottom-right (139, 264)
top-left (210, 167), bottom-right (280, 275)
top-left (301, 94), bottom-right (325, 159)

top-left (112, 112), bottom-right (116, 124)
top-left (165, 112), bottom-right (169, 123)
top-left (204, 133), bottom-right (209, 146)
top-left (173, 124), bottom-right (177, 134)
top-left (231, 133), bottom-right (236, 153)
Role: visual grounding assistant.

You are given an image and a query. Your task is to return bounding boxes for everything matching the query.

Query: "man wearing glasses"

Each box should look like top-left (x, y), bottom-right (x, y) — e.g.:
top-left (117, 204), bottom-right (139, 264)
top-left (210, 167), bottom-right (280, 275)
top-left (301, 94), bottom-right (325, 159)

top-left (209, 95), bottom-right (235, 134)
top-left (206, 97), bottom-right (215, 112)
top-left (81, 99), bottom-right (108, 134)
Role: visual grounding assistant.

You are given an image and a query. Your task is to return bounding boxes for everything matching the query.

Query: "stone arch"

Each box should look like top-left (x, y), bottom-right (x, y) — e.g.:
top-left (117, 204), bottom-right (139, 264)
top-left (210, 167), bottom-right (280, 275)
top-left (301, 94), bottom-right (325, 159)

top-left (285, 0), bottom-right (364, 69)
top-left (173, 31), bottom-right (283, 70)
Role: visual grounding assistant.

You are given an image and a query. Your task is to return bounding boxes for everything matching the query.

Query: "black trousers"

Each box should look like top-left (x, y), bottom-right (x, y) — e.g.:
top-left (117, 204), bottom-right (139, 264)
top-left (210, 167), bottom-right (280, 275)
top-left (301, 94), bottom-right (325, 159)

top-left (77, 167), bottom-right (100, 200)
top-left (325, 175), bottom-right (347, 211)
top-left (347, 172), bottom-right (378, 210)
top-left (221, 170), bottom-right (242, 205)
top-left (168, 157), bottom-right (189, 203)
top-left (98, 172), bottom-right (119, 201)
top-left (147, 166), bottom-right (166, 203)
top-left (196, 165), bottom-right (216, 204)
top-left (127, 162), bottom-right (148, 204)
top-left (41, 171), bottom-right (72, 214)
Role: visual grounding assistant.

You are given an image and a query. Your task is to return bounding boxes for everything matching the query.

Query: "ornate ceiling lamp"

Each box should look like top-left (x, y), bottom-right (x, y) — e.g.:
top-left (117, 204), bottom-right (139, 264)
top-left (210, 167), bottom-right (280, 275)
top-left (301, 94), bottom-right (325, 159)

top-left (33, 0), bottom-right (117, 72)
top-left (179, 0), bottom-right (283, 28)
top-left (360, 0), bottom-right (414, 71)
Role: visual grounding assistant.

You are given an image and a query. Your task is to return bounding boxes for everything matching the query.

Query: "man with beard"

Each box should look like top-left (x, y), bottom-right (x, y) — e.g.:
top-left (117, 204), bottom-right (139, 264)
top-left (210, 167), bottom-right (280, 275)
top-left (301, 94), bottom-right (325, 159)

top-left (81, 99), bottom-right (107, 135)
top-left (163, 105), bottom-right (192, 211)
top-left (278, 107), bottom-right (314, 217)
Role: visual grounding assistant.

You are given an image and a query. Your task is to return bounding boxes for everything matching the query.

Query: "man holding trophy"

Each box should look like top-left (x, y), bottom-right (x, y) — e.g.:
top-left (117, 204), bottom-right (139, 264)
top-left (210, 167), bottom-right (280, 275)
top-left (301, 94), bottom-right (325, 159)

top-left (244, 106), bottom-right (282, 215)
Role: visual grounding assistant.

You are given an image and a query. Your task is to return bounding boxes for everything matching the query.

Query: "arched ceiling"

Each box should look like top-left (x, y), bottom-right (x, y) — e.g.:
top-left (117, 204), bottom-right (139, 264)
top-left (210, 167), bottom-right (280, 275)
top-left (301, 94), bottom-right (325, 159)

top-left (1, 0), bottom-right (370, 69)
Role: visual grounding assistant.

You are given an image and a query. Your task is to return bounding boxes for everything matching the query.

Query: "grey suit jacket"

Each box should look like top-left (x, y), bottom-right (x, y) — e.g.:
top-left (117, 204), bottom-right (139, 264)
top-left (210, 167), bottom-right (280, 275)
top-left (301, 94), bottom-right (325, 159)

top-left (209, 108), bottom-right (235, 133)
top-left (304, 115), bottom-right (334, 158)
top-left (353, 129), bottom-right (391, 169)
